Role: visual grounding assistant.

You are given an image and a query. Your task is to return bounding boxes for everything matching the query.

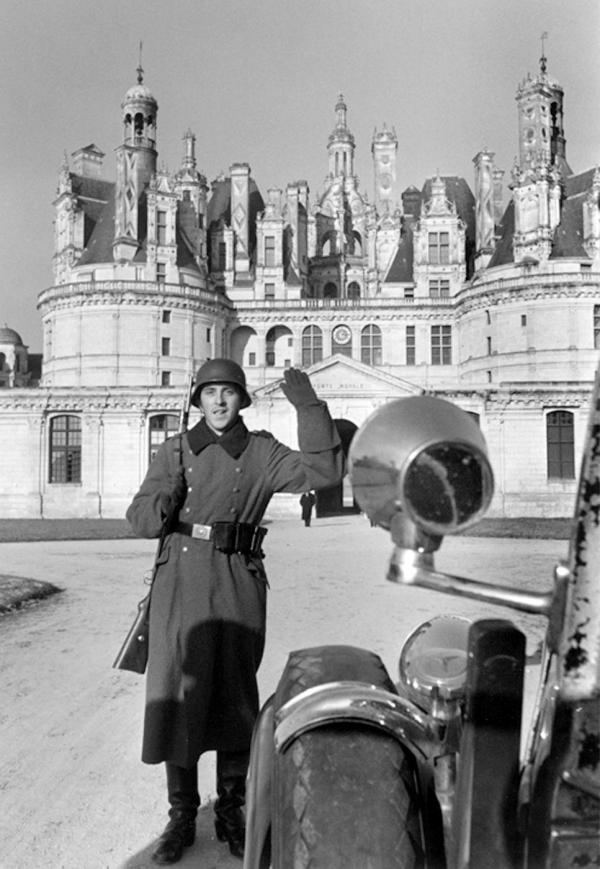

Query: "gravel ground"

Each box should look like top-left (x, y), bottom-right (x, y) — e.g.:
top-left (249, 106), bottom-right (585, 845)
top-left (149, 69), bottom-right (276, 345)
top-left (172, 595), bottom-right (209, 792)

top-left (0, 515), bottom-right (568, 868)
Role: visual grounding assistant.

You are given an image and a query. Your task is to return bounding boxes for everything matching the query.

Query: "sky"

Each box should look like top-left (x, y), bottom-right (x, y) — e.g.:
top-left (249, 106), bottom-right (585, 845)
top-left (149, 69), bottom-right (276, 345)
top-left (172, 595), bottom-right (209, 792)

top-left (1, 0), bottom-right (599, 352)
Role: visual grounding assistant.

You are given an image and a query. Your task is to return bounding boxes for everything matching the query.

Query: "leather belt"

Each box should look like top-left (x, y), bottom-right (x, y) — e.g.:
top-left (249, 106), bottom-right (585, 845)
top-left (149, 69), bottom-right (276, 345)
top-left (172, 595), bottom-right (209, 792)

top-left (175, 521), bottom-right (267, 556)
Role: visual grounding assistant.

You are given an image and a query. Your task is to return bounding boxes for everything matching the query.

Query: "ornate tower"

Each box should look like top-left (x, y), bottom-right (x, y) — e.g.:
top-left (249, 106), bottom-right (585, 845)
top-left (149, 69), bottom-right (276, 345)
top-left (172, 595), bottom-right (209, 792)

top-left (511, 49), bottom-right (569, 262)
top-left (113, 62), bottom-right (158, 261)
top-left (327, 95), bottom-right (356, 179)
top-left (516, 46), bottom-right (570, 176)
top-left (371, 123), bottom-right (398, 214)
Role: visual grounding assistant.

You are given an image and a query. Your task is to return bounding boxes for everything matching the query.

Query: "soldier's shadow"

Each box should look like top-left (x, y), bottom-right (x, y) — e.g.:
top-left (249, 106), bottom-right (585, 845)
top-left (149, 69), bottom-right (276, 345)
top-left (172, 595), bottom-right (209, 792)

top-left (122, 803), bottom-right (239, 867)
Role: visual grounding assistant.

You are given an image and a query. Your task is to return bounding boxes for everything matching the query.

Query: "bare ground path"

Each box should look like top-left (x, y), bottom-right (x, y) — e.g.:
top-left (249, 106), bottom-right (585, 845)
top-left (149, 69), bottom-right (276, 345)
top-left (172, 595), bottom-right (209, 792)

top-left (0, 516), bottom-right (565, 868)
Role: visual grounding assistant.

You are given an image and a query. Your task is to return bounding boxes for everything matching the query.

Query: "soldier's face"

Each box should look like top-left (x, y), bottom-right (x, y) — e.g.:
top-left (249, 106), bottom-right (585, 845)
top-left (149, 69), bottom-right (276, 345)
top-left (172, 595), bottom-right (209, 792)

top-left (199, 383), bottom-right (242, 433)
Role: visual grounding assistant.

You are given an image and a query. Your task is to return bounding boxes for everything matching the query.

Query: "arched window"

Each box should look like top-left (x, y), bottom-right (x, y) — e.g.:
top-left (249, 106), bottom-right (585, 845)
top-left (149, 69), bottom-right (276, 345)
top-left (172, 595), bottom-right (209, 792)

top-left (134, 112), bottom-right (144, 138)
top-left (323, 282), bottom-right (338, 299)
top-left (361, 325), bottom-right (382, 365)
top-left (266, 325), bottom-right (293, 367)
top-left (231, 326), bottom-right (258, 368)
top-left (347, 282), bottom-right (361, 300)
top-left (547, 411), bottom-right (575, 479)
top-left (149, 414), bottom-right (179, 464)
top-left (321, 232), bottom-right (337, 257)
top-left (49, 415), bottom-right (81, 483)
top-left (302, 326), bottom-right (323, 367)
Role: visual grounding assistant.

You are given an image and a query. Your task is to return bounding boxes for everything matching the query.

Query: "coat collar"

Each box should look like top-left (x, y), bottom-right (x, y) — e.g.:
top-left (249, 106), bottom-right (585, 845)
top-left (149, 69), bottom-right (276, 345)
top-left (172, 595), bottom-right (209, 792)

top-left (186, 416), bottom-right (251, 459)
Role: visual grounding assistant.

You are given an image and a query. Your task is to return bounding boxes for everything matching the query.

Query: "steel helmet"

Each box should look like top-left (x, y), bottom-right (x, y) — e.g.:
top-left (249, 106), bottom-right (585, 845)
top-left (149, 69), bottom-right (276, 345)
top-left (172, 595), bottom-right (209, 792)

top-left (191, 358), bottom-right (252, 408)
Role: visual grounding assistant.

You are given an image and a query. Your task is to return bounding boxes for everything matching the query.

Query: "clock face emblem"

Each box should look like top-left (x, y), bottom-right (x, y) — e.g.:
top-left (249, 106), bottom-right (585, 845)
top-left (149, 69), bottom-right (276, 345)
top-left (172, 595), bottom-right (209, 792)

top-left (333, 325), bottom-right (351, 344)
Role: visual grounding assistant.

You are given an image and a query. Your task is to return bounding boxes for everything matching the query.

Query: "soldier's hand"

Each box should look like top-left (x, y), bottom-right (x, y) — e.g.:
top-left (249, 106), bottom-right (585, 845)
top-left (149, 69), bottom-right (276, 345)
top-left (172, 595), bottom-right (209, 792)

top-left (161, 467), bottom-right (187, 518)
top-left (281, 368), bottom-right (319, 408)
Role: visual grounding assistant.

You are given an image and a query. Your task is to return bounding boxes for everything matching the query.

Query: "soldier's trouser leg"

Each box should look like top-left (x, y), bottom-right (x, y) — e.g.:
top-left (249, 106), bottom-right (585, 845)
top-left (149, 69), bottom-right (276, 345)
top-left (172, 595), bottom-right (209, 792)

top-left (152, 763), bottom-right (200, 865)
top-left (214, 748), bottom-right (250, 859)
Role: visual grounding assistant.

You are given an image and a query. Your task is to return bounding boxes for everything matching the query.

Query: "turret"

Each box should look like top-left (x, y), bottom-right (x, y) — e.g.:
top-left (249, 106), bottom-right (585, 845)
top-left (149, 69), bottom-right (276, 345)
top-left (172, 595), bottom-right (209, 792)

top-left (113, 62), bottom-right (158, 261)
top-left (327, 94), bottom-right (356, 179)
top-left (516, 47), bottom-right (570, 176)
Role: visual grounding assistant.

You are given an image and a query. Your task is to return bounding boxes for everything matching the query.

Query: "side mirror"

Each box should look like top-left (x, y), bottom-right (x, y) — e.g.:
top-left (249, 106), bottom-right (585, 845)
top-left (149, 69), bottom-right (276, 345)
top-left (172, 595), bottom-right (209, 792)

top-left (348, 396), bottom-right (494, 540)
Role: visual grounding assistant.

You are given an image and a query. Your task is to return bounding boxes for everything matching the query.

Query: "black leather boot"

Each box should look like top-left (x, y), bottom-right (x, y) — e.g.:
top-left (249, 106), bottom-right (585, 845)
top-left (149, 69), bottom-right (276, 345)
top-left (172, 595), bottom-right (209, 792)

top-left (214, 749), bottom-right (249, 859)
top-left (152, 763), bottom-right (200, 865)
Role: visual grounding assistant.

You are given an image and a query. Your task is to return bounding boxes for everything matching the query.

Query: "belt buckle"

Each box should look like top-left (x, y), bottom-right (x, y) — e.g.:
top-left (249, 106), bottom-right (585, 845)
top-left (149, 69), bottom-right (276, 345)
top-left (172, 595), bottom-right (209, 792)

top-left (191, 523), bottom-right (212, 540)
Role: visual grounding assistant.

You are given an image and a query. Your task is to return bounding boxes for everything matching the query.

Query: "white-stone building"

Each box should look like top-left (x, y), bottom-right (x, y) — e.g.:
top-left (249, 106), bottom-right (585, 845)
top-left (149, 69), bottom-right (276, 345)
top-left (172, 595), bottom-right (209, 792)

top-left (1, 54), bottom-right (599, 519)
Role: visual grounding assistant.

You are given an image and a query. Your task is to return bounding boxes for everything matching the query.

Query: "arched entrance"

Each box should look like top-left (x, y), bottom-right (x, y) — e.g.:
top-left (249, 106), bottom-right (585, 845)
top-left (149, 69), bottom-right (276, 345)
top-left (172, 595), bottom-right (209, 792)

top-left (316, 418), bottom-right (360, 517)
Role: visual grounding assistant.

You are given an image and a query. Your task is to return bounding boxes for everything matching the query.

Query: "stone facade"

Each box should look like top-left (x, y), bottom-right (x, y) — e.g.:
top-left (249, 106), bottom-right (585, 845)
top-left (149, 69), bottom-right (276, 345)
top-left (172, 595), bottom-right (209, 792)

top-left (0, 54), bottom-right (599, 519)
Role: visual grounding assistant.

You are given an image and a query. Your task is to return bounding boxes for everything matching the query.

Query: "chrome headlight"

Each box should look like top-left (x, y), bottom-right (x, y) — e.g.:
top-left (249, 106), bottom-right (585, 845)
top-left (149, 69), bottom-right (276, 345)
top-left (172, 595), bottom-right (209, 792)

top-left (399, 615), bottom-right (471, 712)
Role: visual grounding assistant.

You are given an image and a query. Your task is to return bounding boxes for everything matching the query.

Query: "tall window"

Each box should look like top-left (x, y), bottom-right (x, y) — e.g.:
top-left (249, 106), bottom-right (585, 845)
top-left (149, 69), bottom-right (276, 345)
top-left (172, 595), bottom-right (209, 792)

top-left (161, 371), bottom-right (171, 386)
top-left (302, 326), bottom-right (323, 367)
top-left (264, 236), bottom-right (276, 267)
top-left (406, 325), bottom-right (416, 365)
top-left (157, 210), bottom-right (167, 245)
top-left (361, 325), bottom-right (382, 365)
top-left (49, 415), bottom-right (81, 483)
top-left (429, 279), bottom-right (450, 297)
top-left (156, 262), bottom-right (166, 282)
top-left (266, 334), bottom-right (275, 367)
top-left (161, 337), bottom-right (171, 356)
top-left (428, 232), bottom-right (450, 264)
top-left (347, 281), bottom-right (361, 300)
top-left (162, 310), bottom-right (171, 323)
top-left (594, 305), bottom-right (600, 349)
top-left (547, 411), bottom-right (575, 479)
top-left (149, 414), bottom-right (179, 464)
top-left (265, 283), bottom-right (275, 299)
top-left (431, 325), bottom-right (452, 365)
top-left (323, 282), bottom-right (338, 299)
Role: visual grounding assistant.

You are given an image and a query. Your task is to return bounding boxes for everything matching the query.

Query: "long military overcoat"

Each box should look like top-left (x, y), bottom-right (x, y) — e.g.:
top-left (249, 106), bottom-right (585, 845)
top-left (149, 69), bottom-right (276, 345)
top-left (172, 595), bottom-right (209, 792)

top-left (126, 402), bottom-right (342, 768)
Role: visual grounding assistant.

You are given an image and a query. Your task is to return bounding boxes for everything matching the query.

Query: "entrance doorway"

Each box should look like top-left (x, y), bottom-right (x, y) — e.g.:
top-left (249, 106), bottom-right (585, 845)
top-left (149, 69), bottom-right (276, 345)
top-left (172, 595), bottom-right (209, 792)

top-left (316, 419), bottom-right (360, 517)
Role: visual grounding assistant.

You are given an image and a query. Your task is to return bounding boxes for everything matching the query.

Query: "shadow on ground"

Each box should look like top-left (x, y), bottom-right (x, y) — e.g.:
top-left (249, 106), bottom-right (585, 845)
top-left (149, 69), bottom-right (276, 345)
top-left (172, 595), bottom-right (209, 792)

top-left (122, 802), bottom-right (240, 868)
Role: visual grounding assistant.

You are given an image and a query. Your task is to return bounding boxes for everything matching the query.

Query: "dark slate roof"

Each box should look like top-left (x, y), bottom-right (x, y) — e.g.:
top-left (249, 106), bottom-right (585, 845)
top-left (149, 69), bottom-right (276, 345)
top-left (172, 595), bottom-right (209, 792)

top-left (77, 191), bottom-right (118, 265)
top-left (487, 200), bottom-right (515, 268)
top-left (75, 177), bottom-right (203, 270)
top-left (384, 223), bottom-right (414, 283)
top-left (488, 168), bottom-right (594, 267)
top-left (550, 195), bottom-right (587, 258)
top-left (71, 175), bottom-right (114, 204)
top-left (565, 168), bottom-right (595, 198)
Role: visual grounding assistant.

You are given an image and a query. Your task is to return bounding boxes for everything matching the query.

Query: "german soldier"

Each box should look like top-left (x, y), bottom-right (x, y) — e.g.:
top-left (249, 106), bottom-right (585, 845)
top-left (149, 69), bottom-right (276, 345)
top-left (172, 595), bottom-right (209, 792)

top-left (125, 359), bottom-right (343, 864)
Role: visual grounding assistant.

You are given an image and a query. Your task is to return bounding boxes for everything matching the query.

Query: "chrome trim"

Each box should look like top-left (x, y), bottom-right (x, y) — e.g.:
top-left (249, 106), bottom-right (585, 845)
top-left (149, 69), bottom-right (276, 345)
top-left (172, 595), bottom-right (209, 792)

top-left (274, 681), bottom-right (436, 758)
top-left (243, 696), bottom-right (275, 869)
top-left (388, 545), bottom-right (555, 615)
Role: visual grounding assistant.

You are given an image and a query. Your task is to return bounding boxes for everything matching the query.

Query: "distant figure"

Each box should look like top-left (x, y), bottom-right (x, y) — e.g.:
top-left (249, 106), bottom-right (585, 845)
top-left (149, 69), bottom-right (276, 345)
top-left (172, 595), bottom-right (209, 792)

top-left (300, 490), bottom-right (316, 526)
